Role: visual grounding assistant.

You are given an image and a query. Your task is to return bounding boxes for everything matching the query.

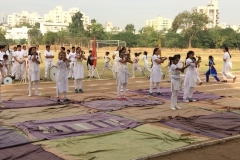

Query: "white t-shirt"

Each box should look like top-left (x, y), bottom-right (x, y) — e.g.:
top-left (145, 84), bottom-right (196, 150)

top-left (0, 51), bottom-right (5, 61)
top-left (178, 59), bottom-right (184, 68)
top-left (69, 52), bottom-right (76, 62)
top-left (113, 51), bottom-right (119, 62)
top-left (142, 55), bottom-right (149, 64)
top-left (44, 50), bottom-right (54, 62)
top-left (133, 57), bottom-right (138, 63)
top-left (152, 55), bottom-right (159, 67)
top-left (14, 50), bottom-right (27, 60)
top-left (117, 57), bottom-right (128, 69)
top-left (170, 64), bottom-right (181, 78)
top-left (223, 52), bottom-right (231, 63)
top-left (22, 49), bottom-right (27, 55)
top-left (104, 56), bottom-right (110, 63)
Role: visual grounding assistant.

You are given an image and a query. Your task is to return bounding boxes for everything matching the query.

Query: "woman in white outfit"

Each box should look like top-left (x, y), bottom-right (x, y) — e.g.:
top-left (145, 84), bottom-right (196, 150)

top-left (112, 47), bottom-right (121, 78)
top-left (149, 48), bottom-right (167, 96)
top-left (56, 52), bottom-right (69, 103)
top-left (117, 47), bottom-right (133, 100)
top-left (183, 51), bottom-right (201, 103)
top-left (28, 47), bottom-right (40, 97)
top-left (74, 47), bottom-right (87, 93)
top-left (142, 51), bottom-right (151, 77)
top-left (222, 47), bottom-right (236, 83)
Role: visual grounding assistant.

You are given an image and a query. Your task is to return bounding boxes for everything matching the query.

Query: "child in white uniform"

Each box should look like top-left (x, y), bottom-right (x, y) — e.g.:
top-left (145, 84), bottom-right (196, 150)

top-left (68, 47), bottom-right (76, 78)
top-left (2, 55), bottom-right (10, 76)
top-left (0, 62), bottom-right (5, 107)
top-left (166, 57), bottom-right (172, 83)
top-left (183, 51), bottom-right (201, 103)
top-left (149, 48), bottom-right (167, 96)
top-left (117, 47), bottom-right (133, 100)
top-left (28, 47), bottom-right (40, 96)
top-left (44, 45), bottom-right (54, 80)
top-left (175, 54), bottom-right (184, 93)
top-left (56, 52), bottom-right (69, 103)
top-left (170, 55), bottom-right (189, 110)
top-left (222, 47), bottom-right (236, 83)
top-left (100, 52), bottom-right (113, 76)
top-left (132, 53), bottom-right (144, 78)
top-left (14, 45), bottom-right (27, 81)
top-left (74, 47), bottom-right (87, 93)
top-left (142, 51), bottom-right (151, 73)
top-left (112, 47), bottom-right (121, 78)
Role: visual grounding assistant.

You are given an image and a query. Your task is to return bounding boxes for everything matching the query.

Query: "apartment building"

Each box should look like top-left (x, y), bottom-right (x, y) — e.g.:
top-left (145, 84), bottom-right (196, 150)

top-left (192, 0), bottom-right (219, 28)
top-left (146, 15), bottom-right (172, 31)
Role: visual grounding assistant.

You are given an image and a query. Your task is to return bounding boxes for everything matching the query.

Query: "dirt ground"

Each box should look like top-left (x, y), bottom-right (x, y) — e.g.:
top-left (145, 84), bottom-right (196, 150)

top-left (2, 72), bottom-right (240, 160)
top-left (150, 138), bottom-right (240, 160)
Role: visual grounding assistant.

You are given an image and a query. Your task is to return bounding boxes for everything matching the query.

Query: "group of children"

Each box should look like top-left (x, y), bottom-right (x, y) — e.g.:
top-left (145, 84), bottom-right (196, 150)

top-left (0, 45), bottom-right (237, 108)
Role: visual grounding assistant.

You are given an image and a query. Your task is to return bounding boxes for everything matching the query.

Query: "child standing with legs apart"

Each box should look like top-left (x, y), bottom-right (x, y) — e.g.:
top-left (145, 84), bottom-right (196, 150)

top-left (170, 55), bottom-right (189, 110)
top-left (74, 47), bottom-right (87, 93)
top-left (132, 52), bottom-right (144, 78)
top-left (56, 52), bottom-right (69, 103)
top-left (28, 47), bottom-right (40, 96)
top-left (0, 59), bottom-right (5, 107)
top-left (183, 51), bottom-right (201, 103)
top-left (100, 52), bottom-right (113, 77)
top-left (117, 47), bottom-right (133, 100)
top-left (205, 55), bottom-right (220, 83)
top-left (192, 57), bottom-right (203, 85)
top-left (149, 48), bottom-right (167, 96)
top-left (222, 47), bottom-right (236, 83)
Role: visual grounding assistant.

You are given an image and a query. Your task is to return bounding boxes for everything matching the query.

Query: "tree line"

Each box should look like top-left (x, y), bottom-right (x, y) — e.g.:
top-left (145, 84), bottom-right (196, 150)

top-left (0, 11), bottom-right (239, 49)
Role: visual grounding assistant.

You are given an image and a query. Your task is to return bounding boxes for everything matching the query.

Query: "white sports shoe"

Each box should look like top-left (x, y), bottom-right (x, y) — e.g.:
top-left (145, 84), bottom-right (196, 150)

top-left (170, 107), bottom-right (176, 110)
top-left (183, 99), bottom-right (189, 103)
top-left (28, 94), bottom-right (32, 97)
top-left (189, 98), bottom-right (197, 102)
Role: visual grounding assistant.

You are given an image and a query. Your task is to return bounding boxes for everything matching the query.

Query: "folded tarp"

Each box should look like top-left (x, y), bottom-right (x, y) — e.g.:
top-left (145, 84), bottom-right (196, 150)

top-left (0, 104), bottom-right (97, 125)
top-left (81, 98), bottom-right (163, 111)
top-left (161, 112), bottom-right (240, 138)
top-left (2, 98), bottom-right (73, 109)
top-left (0, 144), bottom-right (63, 160)
top-left (131, 88), bottom-right (223, 101)
top-left (37, 124), bottom-right (208, 160)
top-left (113, 102), bottom-right (214, 122)
top-left (15, 112), bottom-right (139, 140)
top-left (0, 126), bottom-right (29, 149)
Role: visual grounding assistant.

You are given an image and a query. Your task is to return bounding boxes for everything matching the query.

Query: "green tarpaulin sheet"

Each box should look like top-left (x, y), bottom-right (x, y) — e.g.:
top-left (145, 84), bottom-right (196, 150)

top-left (37, 124), bottom-right (208, 160)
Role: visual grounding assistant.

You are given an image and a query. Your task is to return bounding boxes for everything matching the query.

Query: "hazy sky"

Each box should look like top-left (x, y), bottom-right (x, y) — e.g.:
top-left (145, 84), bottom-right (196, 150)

top-left (0, 0), bottom-right (239, 30)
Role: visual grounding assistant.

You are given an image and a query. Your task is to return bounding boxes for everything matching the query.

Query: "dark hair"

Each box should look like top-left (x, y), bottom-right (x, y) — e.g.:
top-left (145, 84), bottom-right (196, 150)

top-left (72, 46), bottom-right (75, 49)
top-left (67, 49), bottom-right (70, 52)
top-left (185, 51), bottom-right (194, 65)
top-left (224, 46), bottom-right (231, 58)
top-left (76, 47), bottom-right (80, 51)
top-left (153, 48), bottom-right (159, 55)
top-left (135, 52), bottom-right (141, 57)
top-left (169, 56), bottom-right (173, 65)
top-left (14, 47), bottom-right (17, 49)
top-left (116, 46), bottom-right (121, 51)
top-left (3, 54), bottom-right (8, 59)
top-left (17, 45), bottom-right (21, 48)
top-left (209, 55), bottom-right (213, 60)
top-left (61, 47), bottom-right (65, 51)
top-left (89, 50), bottom-right (92, 53)
top-left (105, 52), bottom-right (110, 55)
top-left (119, 47), bottom-right (126, 54)
top-left (143, 51), bottom-right (148, 55)
top-left (46, 45), bottom-right (50, 49)
top-left (175, 54), bottom-right (181, 59)
top-left (28, 47), bottom-right (36, 55)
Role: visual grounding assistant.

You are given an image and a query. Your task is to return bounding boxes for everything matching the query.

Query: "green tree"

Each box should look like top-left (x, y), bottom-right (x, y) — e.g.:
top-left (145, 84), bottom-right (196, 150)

top-left (111, 32), bottom-right (139, 47)
top-left (125, 24), bottom-right (135, 33)
top-left (0, 28), bottom-right (7, 44)
top-left (34, 22), bottom-right (40, 29)
top-left (164, 31), bottom-right (187, 48)
top-left (19, 38), bottom-right (27, 45)
top-left (15, 22), bottom-right (32, 28)
top-left (44, 32), bottom-right (59, 45)
top-left (137, 26), bottom-right (161, 47)
top-left (68, 12), bottom-right (84, 36)
top-left (28, 28), bottom-right (43, 45)
top-left (87, 23), bottom-right (106, 39)
top-left (91, 19), bottom-right (97, 24)
top-left (172, 11), bottom-right (209, 48)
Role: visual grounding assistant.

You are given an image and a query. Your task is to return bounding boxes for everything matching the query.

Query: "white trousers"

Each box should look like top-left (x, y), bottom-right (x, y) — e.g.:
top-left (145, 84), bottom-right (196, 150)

top-left (57, 91), bottom-right (66, 98)
top-left (68, 62), bottom-right (74, 78)
top-left (74, 79), bottom-right (83, 89)
top-left (132, 65), bottom-right (143, 77)
top-left (117, 83), bottom-right (127, 97)
top-left (45, 61), bottom-right (53, 78)
top-left (171, 90), bottom-right (178, 108)
top-left (183, 86), bottom-right (194, 100)
top-left (222, 71), bottom-right (235, 80)
top-left (149, 82), bottom-right (160, 93)
top-left (88, 64), bottom-right (94, 77)
top-left (29, 81), bottom-right (39, 95)
top-left (143, 63), bottom-right (151, 72)
top-left (11, 62), bottom-right (16, 77)
top-left (15, 62), bottom-right (26, 80)
top-left (101, 63), bottom-right (113, 76)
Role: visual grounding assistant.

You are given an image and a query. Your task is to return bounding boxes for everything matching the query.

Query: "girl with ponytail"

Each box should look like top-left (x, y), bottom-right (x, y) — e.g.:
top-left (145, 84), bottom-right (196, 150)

top-left (222, 47), bottom-right (236, 83)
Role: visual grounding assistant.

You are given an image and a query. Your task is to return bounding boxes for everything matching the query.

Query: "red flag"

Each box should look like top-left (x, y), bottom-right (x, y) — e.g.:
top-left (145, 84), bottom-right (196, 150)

top-left (92, 36), bottom-right (97, 67)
